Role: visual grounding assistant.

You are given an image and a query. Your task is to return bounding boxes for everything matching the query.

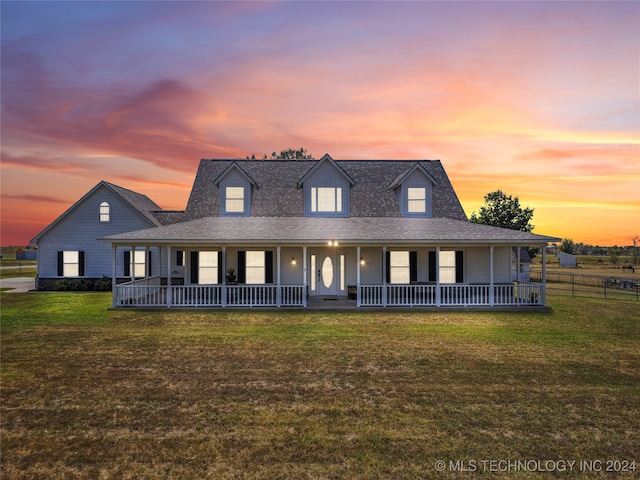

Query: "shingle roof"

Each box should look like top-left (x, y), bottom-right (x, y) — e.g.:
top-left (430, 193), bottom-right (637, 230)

top-left (31, 181), bottom-right (162, 243)
top-left (104, 182), bottom-right (163, 226)
top-left (103, 216), bottom-right (559, 245)
top-left (177, 158), bottom-right (468, 222)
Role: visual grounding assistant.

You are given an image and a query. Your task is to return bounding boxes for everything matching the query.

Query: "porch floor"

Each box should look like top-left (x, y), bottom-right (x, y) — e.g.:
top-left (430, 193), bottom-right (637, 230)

top-left (306, 296), bottom-right (357, 309)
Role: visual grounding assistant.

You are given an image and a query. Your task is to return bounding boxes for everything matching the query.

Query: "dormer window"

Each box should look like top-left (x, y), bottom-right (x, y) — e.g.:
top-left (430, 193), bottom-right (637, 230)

top-left (407, 188), bottom-right (426, 213)
top-left (213, 162), bottom-right (257, 217)
top-left (99, 202), bottom-right (110, 222)
top-left (388, 162), bottom-right (438, 218)
top-left (311, 187), bottom-right (343, 213)
top-left (298, 154), bottom-right (354, 217)
top-left (225, 187), bottom-right (245, 213)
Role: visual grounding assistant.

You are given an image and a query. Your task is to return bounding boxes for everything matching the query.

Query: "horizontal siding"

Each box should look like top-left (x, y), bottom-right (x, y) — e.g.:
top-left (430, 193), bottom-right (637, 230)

top-left (37, 186), bottom-right (156, 279)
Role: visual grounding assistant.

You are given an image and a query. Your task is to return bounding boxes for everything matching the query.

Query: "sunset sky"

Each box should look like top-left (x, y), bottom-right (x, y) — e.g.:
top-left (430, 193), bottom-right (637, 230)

top-left (2, 1), bottom-right (639, 247)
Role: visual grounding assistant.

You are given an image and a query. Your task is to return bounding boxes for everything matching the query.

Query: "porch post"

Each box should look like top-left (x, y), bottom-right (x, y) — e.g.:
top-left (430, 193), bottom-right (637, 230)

top-left (112, 244), bottom-right (117, 307)
top-left (435, 246), bottom-right (441, 306)
top-left (541, 244), bottom-right (547, 305)
top-left (489, 246), bottom-right (495, 306)
top-left (356, 245), bottom-right (361, 307)
top-left (516, 245), bottom-right (521, 284)
top-left (276, 246), bottom-right (282, 307)
top-left (382, 246), bottom-right (387, 307)
top-left (130, 245), bottom-right (135, 281)
top-left (302, 246), bottom-right (308, 307)
top-left (221, 246), bottom-right (227, 307)
top-left (145, 245), bottom-right (150, 277)
top-left (167, 246), bottom-right (172, 308)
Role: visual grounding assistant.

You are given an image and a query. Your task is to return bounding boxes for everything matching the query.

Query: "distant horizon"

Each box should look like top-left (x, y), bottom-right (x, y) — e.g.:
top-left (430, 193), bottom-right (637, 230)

top-left (2, 1), bottom-right (638, 247)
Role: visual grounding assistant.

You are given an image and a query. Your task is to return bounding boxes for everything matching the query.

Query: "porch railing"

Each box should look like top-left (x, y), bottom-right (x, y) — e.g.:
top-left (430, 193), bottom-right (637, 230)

top-left (114, 280), bottom-right (542, 308)
top-left (114, 281), bottom-right (304, 307)
top-left (360, 283), bottom-right (543, 307)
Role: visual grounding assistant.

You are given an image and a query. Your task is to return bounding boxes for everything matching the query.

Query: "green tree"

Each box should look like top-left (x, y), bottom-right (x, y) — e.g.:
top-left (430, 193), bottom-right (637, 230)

top-left (247, 148), bottom-right (314, 160)
top-left (470, 190), bottom-right (536, 258)
top-left (470, 190), bottom-right (535, 232)
top-left (560, 238), bottom-right (575, 254)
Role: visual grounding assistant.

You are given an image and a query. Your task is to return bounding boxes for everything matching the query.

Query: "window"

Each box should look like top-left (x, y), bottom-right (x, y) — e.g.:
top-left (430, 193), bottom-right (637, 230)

top-left (407, 188), bottom-right (426, 213)
top-left (63, 251), bottom-right (79, 277)
top-left (310, 254), bottom-right (317, 291)
top-left (132, 250), bottom-right (146, 278)
top-left (245, 251), bottom-right (265, 284)
top-left (389, 251), bottom-right (410, 284)
top-left (225, 186), bottom-right (245, 213)
top-left (199, 251), bottom-right (219, 284)
top-left (439, 251), bottom-right (457, 284)
top-left (99, 202), bottom-right (110, 222)
top-left (311, 187), bottom-right (342, 213)
top-left (58, 250), bottom-right (84, 277)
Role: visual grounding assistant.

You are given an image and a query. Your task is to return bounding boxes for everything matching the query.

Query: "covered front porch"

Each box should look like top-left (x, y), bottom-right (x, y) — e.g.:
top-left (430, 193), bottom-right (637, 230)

top-left (109, 243), bottom-right (549, 309)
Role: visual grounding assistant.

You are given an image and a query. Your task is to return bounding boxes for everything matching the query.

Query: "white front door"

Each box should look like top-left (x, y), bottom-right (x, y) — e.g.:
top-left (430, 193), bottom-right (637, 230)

top-left (317, 252), bottom-right (338, 296)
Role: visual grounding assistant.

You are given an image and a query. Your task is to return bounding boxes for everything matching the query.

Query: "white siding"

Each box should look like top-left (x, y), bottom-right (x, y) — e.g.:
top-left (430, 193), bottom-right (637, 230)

top-left (37, 186), bottom-right (156, 279)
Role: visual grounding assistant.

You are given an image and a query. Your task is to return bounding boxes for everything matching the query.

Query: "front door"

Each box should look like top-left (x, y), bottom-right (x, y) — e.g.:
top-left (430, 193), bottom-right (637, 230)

top-left (317, 252), bottom-right (338, 296)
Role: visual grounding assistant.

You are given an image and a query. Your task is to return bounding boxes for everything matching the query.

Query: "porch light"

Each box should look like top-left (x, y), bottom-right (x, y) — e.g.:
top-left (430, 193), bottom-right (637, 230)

top-left (327, 240), bottom-right (339, 247)
top-left (360, 256), bottom-right (365, 266)
top-left (291, 257), bottom-right (297, 265)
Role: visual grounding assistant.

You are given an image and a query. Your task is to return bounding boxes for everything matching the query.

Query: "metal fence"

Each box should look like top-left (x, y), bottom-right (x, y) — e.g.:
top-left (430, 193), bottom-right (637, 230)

top-left (531, 268), bottom-right (639, 302)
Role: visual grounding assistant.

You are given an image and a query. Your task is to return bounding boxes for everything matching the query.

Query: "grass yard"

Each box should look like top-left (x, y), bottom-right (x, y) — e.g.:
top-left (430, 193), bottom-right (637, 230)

top-left (1, 293), bottom-right (639, 479)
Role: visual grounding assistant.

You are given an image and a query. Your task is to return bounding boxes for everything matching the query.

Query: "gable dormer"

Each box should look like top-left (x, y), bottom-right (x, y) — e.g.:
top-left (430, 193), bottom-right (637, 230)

top-left (297, 154), bottom-right (355, 217)
top-left (388, 162), bottom-right (439, 217)
top-left (213, 162), bottom-right (258, 216)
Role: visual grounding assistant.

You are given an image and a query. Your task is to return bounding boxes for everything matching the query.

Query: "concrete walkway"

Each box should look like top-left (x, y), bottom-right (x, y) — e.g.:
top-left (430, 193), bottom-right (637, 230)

top-left (0, 277), bottom-right (35, 293)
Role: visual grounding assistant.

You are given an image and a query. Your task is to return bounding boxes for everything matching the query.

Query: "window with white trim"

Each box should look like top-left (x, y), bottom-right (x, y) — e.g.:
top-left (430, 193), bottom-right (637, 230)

top-left (63, 251), bottom-right (80, 277)
top-left (390, 251), bottom-right (410, 284)
top-left (246, 251), bottom-right (265, 284)
top-left (311, 187), bottom-right (342, 213)
top-left (225, 186), bottom-right (245, 213)
top-left (439, 251), bottom-right (456, 284)
top-left (99, 202), bottom-right (110, 222)
top-left (199, 251), bottom-right (219, 284)
top-left (131, 250), bottom-right (147, 278)
top-left (407, 188), bottom-right (426, 213)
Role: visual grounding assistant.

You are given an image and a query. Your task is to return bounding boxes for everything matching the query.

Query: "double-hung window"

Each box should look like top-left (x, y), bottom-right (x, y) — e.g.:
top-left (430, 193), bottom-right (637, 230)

top-left (99, 202), bottom-right (110, 222)
top-left (407, 188), bottom-right (426, 213)
top-left (225, 186), bottom-right (245, 214)
top-left (199, 251), bottom-right (219, 284)
top-left (439, 251), bottom-right (457, 284)
top-left (63, 251), bottom-right (80, 277)
top-left (245, 251), bottom-right (265, 284)
top-left (311, 187), bottom-right (342, 213)
top-left (58, 250), bottom-right (84, 277)
top-left (389, 251), bottom-right (410, 284)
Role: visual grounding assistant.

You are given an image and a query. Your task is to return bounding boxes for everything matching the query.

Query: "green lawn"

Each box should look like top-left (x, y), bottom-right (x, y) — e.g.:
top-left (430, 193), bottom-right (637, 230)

top-left (1, 293), bottom-right (638, 479)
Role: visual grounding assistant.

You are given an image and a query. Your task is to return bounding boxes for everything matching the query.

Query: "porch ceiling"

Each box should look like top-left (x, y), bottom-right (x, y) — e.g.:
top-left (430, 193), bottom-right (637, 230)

top-left (101, 216), bottom-right (560, 246)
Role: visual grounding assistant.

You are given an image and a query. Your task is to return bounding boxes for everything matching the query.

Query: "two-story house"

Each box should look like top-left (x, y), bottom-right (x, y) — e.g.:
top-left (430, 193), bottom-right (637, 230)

top-left (32, 154), bottom-right (559, 308)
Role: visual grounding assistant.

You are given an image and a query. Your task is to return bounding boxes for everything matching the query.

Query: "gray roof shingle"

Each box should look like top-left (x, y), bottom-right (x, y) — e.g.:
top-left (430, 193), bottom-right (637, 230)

top-left (173, 158), bottom-right (468, 223)
top-left (103, 216), bottom-right (559, 245)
